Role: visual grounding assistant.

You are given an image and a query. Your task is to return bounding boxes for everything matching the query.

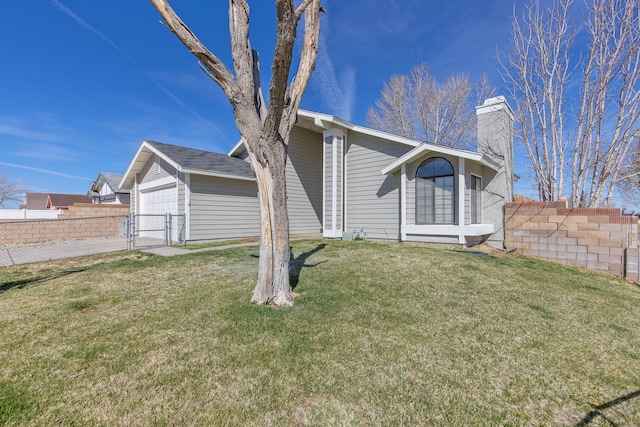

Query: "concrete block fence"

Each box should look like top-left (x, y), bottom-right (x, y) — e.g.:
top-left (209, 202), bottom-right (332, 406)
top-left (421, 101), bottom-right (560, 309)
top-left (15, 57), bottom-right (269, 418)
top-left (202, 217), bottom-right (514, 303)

top-left (505, 201), bottom-right (639, 283)
top-left (0, 204), bottom-right (130, 245)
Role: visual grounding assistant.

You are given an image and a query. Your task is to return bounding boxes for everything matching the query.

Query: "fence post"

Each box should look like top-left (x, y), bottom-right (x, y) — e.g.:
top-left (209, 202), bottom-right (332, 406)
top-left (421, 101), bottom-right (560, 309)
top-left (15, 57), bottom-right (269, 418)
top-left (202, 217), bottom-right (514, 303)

top-left (167, 213), bottom-right (172, 246)
top-left (125, 214), bottom-right (130, 250)
top-left (131, 214), bottom-right (136, 249)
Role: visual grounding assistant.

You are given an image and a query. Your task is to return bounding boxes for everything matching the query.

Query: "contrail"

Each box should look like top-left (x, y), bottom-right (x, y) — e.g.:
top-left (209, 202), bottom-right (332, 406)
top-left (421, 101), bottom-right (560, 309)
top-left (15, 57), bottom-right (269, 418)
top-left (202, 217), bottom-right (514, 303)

top-left (312, 18), bottom-right (356, 121)
top-left (50, 0), bottom-right (228, 140)
top-left (50, 0), bottom-right (132, 61)
top-left (0, 162), bottom-right (93, 181)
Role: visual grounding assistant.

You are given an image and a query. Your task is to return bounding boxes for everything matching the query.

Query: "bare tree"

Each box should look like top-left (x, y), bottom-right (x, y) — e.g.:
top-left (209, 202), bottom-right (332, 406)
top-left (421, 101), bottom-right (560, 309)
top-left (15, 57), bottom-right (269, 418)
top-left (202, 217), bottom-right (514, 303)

top-left (150, 0), bottom-right (322, 306)
top-left (501, 0), bottom-right (640, 207)
top-left (572, 0), bottom-right (640, 207)
top-left (367, 63), bottom-right (495, 149)
top-left (0, 172), bottom-right (28, 208)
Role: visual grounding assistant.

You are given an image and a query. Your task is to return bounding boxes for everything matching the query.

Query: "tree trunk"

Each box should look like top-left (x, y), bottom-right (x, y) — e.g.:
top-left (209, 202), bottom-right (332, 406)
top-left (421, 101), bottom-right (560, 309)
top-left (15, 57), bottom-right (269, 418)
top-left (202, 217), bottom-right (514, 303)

top-left (150, 0), bottom-right (322, 306)
top-left (249, 146), bottom-right (292, 306)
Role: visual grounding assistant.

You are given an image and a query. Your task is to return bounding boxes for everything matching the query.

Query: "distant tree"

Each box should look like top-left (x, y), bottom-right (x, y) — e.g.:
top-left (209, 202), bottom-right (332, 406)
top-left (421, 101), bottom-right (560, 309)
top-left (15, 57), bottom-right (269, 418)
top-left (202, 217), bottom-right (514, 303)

top-left (366, 64), bottom-right (495, 149)
top-left (500, 0), bottom-right (640, 207)
top-left (0, 172), bottom-right (28, 208)
top-left (150, 0), bottom-right (322, 306)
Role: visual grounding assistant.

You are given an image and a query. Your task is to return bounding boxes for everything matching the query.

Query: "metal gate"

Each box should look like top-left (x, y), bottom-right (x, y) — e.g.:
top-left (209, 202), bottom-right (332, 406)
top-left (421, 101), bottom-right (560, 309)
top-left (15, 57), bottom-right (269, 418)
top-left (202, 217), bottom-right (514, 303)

top-left (126, 213), bottom-right (185, 250)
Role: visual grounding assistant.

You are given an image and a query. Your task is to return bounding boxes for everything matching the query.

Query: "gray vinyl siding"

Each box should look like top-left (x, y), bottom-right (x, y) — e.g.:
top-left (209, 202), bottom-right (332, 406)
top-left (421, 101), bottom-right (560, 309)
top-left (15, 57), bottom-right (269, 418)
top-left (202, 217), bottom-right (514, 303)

top-left (465, 162), bottom-right (483, 225)
top-left (140, 155), bottom-right (176, 184)
top-left (345, 134), bottom-right (412, 240)
top-left (189, 175), bottom-right (260, 241)
top-left (287, 126), bottom-right (322, 234)
top-left (177, 172), bottom-right (186, 216)
top-left (130, 179), bottom-right (137, 214)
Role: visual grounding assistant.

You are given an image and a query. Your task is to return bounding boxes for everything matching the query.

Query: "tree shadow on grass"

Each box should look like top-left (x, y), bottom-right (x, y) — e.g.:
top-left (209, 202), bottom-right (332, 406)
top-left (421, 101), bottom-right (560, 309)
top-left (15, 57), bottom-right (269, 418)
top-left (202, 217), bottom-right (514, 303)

top-left (0, 268), bottom-right (86, 294)
top-left (576, 388), bottom-right (640, 426)
top-left (290, 244), bottom-right (326, 289)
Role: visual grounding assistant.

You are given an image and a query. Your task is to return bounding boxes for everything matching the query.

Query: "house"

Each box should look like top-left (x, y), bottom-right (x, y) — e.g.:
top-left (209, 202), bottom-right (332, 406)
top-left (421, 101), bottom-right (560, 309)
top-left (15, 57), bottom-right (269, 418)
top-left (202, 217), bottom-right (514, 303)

top-left (120, 96), bottom-right (515, 248)
top-left (24, 192), bottom-right (49, 210)
top-left (24, 192), bottom-right (92, 210)
top-left (89, 172), bottom-right (130, 204)
top-left (46, 193), bottom-right (92, 210)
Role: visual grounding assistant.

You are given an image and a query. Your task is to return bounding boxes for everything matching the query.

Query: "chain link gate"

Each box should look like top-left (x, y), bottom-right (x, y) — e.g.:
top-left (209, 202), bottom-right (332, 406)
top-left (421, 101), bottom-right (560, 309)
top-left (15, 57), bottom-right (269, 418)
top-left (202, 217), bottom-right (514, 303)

top-left (126, 213), bottom-right (185, 250)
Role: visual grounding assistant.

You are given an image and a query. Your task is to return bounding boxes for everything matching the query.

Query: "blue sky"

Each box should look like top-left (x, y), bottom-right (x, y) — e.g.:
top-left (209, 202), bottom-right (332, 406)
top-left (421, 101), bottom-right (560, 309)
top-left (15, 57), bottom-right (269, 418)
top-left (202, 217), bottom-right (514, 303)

top-left (0, 0), bottom-right (518, 207)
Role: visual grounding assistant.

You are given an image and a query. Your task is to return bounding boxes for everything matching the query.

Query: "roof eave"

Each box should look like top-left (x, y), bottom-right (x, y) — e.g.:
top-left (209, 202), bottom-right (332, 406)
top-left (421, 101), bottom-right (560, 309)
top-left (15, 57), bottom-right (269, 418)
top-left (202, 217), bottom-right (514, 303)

top-left (380, 144), bottom-right (502, 176)
top-left (227, 138), bottom-right (246, 157)
top-left (182, 168), bottom-right (255, 182)
top-left (120, 140), bottom-right (182, 189)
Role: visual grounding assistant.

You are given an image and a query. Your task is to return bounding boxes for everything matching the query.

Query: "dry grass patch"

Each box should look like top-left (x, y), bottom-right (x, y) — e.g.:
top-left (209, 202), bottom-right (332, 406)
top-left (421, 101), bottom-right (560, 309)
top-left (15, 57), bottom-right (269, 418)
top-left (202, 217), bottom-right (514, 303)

top-left (1, 240), bottom-right (640, 425)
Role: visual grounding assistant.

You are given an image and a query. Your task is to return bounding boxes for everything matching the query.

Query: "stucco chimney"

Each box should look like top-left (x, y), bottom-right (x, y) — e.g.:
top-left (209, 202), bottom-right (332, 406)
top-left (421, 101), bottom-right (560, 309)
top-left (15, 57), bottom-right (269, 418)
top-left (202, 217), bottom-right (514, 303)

top-left (476, 96), bottom-right (515, 248)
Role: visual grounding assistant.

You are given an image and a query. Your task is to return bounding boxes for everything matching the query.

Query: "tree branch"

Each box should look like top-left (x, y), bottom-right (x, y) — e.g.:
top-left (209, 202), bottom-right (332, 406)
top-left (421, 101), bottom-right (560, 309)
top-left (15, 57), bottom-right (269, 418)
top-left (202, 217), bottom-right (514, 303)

top-left (281, 0), bottom-right (321, 137)
top-left (150, 0), bottom-right (239, 100)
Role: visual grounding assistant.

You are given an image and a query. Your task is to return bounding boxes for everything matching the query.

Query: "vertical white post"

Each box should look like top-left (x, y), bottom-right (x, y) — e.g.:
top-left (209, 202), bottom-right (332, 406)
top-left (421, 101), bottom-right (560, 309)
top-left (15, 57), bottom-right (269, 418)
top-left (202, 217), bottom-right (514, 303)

top-left (332, 133), bottom-right (337, 233)
top-left (400, 164), bottom-right (407, 241)
top-left (458, 157), bottom-right (466, 245)
top-left (323, 128), bottom-right (344, 238)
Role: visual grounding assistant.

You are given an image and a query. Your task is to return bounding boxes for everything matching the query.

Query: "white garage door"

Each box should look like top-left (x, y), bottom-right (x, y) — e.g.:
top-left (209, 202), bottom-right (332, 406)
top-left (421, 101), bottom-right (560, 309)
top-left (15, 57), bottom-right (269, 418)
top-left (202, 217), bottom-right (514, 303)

top-left (138, 185), bottom-right (177, 240)
top-left (139, 184), bottom-right (177, 215)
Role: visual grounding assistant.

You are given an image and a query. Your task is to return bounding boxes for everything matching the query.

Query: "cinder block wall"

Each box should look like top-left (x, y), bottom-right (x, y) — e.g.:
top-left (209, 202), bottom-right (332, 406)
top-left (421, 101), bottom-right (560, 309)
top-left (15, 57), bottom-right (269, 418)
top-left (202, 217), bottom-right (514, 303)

top-left (0, 204), bottom-right (130, 245)
top-left (505, 201), bottom-right (639, 282)
top-left (59, 203), bottom-right (130, 218)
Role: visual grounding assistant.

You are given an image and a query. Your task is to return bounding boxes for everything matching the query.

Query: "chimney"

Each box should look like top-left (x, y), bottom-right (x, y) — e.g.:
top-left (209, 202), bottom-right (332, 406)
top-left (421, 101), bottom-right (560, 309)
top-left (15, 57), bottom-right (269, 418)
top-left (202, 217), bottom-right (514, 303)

top-left (475, 96), bottom-right (515, 248)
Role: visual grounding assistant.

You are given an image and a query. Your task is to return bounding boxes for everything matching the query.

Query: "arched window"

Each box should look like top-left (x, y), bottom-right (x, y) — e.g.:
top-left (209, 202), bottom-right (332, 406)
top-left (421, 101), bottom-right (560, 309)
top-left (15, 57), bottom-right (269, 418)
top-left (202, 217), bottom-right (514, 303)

top-left (415, 157), bottom-right (455, 224)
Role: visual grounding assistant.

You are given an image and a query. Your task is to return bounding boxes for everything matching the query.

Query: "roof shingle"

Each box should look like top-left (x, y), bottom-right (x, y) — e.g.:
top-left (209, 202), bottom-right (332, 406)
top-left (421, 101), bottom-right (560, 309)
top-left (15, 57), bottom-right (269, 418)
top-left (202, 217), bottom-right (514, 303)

top-left (146, 140), bottom-right (254, 179)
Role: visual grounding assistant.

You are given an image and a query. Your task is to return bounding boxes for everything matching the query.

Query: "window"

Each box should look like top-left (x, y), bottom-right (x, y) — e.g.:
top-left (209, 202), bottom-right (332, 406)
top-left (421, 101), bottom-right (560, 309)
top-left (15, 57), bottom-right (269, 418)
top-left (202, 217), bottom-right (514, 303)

top-left (470, 175), bottom-right (482, 224)
top-left (415, 157), bottom-right (455, 224)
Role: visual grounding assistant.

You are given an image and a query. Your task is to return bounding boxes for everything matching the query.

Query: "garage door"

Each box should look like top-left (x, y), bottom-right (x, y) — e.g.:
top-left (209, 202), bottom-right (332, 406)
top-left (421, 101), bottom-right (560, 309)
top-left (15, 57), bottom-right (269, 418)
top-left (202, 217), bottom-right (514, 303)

top-left (140, 184), bottom-right (177, 215)
top-left (138, 185), bottom-right (177, 240)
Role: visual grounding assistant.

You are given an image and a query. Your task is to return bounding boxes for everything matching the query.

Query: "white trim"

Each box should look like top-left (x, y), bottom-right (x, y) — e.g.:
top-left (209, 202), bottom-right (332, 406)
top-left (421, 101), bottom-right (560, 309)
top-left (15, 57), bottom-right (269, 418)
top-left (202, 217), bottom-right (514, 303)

top-left (332, 133), bottom-right (337, 233)
top-left (458, 157), bottom-right (466, 228)
top-left (380, 143), bottom-right (500, 176)
top-left (401, 164), bottom-right (407, 241)
top-left (121, 140), bottom-right (180, 189)
top-left (139, 176), bottom-right (177, 192)
top-left (298, 110), bottom-right (421, 149)
top-left (404, 224), bottom-right (494, 237)
top-left (185, 173), bottom-right (191, 241)
top-left (227, 138), bottom-right (246, 156)
top-left (343, 133), bottom-right (348, 232)
top-left (322, 134), bottom-right (326, 235)
top-left (324, 230), bottom-right (343, 238)
top-left (322, 128), bottom-right (345, 238)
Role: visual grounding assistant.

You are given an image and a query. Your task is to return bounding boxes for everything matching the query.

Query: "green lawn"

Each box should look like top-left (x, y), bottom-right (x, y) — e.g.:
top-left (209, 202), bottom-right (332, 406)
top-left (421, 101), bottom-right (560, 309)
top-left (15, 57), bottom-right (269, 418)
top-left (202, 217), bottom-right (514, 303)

top-left (1, 240), bottom-right (639, 425)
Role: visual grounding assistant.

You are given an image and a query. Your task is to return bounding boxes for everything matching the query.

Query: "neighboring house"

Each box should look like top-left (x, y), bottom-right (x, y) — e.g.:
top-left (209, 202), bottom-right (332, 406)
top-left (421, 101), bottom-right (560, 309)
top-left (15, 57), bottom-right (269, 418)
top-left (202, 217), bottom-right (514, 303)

top-left (89, 172), bottom-right (130, 204)
top-left (120, 96), bottom-right (515, 248)
top-left (46, 193), bottom-right (92, 210)
top-left (23, 192), bottom-right (92, 210)
top-left (24, 192), bottom-right (49, 210)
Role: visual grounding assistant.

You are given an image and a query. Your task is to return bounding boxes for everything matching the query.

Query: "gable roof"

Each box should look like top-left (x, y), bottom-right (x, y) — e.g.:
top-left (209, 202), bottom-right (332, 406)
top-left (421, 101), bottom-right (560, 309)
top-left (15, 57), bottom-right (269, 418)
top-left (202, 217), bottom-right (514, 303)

top-left (228, 110), bottom-right (424, 156)
top-left (102, 173), bottom-right (128, 194)
top-left (90, 173), bottom-right (129, 196)
top-left (380, 143), bottom-right (501, 176)
top-left (47, 193), bottom-right (92, 209)
top-left (121, 140), bottom-right (255, 189)
top-left (26, 192), bottom-right (49, 210)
